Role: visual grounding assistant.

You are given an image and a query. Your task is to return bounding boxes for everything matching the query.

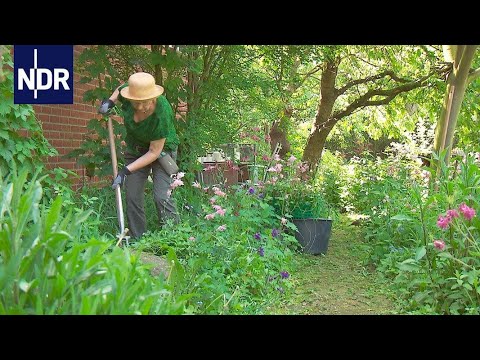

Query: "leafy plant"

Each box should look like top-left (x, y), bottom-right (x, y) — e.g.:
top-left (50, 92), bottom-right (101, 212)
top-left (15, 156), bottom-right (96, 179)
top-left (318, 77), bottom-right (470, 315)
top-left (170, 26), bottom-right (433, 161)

top-left (0, 45), bottom-right (57, 175)
top-left (0, 167), bottom-right (187, 314)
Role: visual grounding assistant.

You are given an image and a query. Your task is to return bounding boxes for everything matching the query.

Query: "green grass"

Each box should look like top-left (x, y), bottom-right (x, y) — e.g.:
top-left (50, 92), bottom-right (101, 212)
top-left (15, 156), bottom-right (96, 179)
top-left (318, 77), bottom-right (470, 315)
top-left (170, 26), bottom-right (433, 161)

top-left (266, 214), bottom-right (398, 315)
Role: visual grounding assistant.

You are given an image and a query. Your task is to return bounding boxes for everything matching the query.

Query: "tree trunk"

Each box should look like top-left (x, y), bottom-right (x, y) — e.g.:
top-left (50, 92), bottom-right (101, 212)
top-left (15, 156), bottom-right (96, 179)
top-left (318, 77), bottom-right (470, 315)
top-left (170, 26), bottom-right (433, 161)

top-left (303, 121), bottom-right (336, 174)
top-left (302, 60), bottom-right (339, 175)
top-left (269, 106), bottom-right (292, 157)
top-left (433, 45), bottom-right (478, 163)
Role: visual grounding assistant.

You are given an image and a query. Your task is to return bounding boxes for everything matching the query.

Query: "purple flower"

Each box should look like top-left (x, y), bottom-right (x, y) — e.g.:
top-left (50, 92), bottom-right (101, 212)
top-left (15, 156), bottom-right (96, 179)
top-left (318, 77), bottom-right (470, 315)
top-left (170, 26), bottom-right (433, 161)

top-left (280, 271), bottom-right (289, 279)
top-left (258, 247), bottom-right (264, 257)
top-left (248, 187), bottom-right (255, 194)
top-left (271, 228), bottom-right (280, 237)
top-left (258, 193), bottom-right (265, 199)
top-left (254, 232), bottom-right (261, 240)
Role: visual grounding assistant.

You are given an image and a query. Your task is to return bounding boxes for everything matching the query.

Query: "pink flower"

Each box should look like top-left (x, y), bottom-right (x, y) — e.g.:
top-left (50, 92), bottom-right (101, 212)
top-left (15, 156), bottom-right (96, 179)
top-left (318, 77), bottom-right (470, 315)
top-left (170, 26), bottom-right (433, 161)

top-left (287, 155), bottom-right (296, 164)
top-left (205, 213), bottom-right (215, 220)
top-left (217, 224), bottom-right (226, 231)
top-left (192, 181), bottom-right (202, 188)
top-left (189, 236), bottom-right (196, 241)
top-left (458, 203), bottom-right (476, 221)
top-left (433, 240), bottom-right (445, 251)
top-left (216, 208), bottom-right (226, 216)
top-left (446, 209), bottom-right (459, 219)
top-left (436, 215), bottom-right (451, 229)
top-left (214, 189), bottom-right (226, 197)
top-left (170, 179), bottom-right (184, 189)
top-left (281, 217), bottom-right (287, 225)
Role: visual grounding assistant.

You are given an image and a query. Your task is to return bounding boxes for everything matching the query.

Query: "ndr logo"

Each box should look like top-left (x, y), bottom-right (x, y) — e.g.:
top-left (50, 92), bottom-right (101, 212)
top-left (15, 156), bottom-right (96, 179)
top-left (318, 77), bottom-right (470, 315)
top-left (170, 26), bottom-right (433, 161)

top-left (14, 45), bottom-right (73, 104)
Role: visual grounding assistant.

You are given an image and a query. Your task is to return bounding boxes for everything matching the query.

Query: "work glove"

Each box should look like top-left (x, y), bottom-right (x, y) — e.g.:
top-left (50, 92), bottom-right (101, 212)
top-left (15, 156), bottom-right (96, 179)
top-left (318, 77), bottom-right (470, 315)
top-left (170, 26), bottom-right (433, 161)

top-left (112, 166), bottom-right (132, 189)
top-left (98, 98), bottom-right (116, 114)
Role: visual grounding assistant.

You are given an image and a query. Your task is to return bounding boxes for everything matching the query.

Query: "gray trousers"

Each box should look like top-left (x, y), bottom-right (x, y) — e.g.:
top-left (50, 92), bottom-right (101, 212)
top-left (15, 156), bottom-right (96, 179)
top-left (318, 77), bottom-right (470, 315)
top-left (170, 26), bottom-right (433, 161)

top-left (124, 149), bottom-right (180, 239)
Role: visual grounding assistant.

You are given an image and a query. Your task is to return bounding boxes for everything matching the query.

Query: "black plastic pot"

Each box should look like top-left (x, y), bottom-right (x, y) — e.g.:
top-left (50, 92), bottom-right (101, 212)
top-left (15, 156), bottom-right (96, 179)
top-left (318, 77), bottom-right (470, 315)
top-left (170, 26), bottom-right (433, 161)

top-left (292, 218), bottom-right (332, 255)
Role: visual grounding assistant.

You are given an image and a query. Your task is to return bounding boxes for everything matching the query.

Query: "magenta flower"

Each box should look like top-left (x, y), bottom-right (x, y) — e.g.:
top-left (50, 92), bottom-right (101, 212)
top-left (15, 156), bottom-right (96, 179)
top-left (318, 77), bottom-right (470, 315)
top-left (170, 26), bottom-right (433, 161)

top-left (459, 203), bottom-right (476, 221)
top-left (446, 209), bottom-right (459, 219)
top-left (433, 240), bottom-right (445, 251)
top-left (437, 215), bottom-right (450, 229)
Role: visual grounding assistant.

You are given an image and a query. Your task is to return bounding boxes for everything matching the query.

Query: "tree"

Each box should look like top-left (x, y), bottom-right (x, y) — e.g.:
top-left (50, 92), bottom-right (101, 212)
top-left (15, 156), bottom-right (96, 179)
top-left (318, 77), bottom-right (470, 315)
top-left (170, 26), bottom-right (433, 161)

top-left (301, 46), bottom-right (442, 176)
top-left (259, 46), bottom-right (323, 158)
top-left (433, 45), bottom-right (480, 164)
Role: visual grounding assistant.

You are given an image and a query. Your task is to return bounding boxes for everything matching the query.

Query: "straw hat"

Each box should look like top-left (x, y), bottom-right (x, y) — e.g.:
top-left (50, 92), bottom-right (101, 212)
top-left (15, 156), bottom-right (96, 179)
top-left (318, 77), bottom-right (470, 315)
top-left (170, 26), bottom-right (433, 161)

top-left (120, 72), bottom-right (164, 101)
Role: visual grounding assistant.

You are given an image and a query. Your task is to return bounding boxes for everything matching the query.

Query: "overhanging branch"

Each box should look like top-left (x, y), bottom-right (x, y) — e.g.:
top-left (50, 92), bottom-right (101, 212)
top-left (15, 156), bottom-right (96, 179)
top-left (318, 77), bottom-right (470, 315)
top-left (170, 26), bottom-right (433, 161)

top-left (332, 72), bottom-right (433, 120)
top-left (336, 70), bottom-right (411, 97)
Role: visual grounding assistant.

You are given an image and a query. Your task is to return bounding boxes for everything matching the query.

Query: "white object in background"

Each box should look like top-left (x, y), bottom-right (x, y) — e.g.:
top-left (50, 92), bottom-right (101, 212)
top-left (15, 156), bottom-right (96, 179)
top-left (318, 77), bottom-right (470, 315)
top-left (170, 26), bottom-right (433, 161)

top-left (212, 151), bottom-right (222, 162)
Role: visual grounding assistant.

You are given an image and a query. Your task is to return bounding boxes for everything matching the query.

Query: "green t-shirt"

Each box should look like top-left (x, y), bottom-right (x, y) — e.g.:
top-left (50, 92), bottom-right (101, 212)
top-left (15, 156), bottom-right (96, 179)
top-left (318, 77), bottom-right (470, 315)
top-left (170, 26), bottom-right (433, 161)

top-left (118, 83), bottom-right (180, 155)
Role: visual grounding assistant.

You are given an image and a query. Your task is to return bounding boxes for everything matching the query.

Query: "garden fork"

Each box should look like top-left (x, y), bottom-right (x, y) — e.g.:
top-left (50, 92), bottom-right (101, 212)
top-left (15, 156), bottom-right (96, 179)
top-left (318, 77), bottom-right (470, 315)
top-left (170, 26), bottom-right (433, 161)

top-left (105, 115), bottom-right (130, 247)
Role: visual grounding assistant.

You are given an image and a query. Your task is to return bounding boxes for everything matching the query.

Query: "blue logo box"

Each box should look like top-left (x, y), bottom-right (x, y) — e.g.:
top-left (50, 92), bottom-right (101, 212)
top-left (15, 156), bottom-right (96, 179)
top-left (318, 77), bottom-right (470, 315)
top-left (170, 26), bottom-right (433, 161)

top-left (14, 45), bottom-right (74, 104)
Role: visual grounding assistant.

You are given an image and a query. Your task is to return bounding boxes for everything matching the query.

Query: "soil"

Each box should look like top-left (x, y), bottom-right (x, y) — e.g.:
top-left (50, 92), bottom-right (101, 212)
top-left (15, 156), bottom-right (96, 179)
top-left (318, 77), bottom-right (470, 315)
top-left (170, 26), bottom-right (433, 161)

top-left (136, 251), bottom-right (171, 278)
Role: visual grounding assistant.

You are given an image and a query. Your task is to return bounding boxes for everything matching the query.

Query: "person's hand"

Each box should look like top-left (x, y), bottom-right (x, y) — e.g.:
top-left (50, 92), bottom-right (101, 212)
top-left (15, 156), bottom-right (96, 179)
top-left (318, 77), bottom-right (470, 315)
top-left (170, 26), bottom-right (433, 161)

top-left (98, 98), bottom-right (116, 114)
top-left (112, 166), bottom-right (132, 189)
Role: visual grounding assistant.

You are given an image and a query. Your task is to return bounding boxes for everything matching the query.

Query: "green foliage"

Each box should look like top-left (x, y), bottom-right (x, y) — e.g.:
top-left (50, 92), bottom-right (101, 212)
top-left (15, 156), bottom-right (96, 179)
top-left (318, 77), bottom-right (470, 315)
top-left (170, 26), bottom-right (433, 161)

top-left (354, 148), bottom-right (480, 314)
top-left (316, 150), bottom-right (350, 211)
top-left (65, 115), bottom-right (126, 178)
top-left (261, 154), bottom-right (336, 220)
top-left (0, 45), bottom-right (57, 175)
top-left (131, 182), bottom-right (296, 314)
top-left (0, 167), bottom-right (186, 314)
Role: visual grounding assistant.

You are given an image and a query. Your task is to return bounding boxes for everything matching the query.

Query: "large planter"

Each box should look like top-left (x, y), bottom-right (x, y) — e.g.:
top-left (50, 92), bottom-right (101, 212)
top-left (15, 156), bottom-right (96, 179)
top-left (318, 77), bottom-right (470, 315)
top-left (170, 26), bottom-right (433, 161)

top-left (292, 218), bottom-right (332, 255)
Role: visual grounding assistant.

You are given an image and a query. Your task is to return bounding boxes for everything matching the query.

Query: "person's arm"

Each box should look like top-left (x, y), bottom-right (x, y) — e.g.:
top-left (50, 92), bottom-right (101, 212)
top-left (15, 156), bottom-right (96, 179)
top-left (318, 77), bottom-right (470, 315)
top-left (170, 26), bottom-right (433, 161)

top-left (108, 85), bottom-right (122, 103)
top-left (125, 138), bottom-right (165, 173)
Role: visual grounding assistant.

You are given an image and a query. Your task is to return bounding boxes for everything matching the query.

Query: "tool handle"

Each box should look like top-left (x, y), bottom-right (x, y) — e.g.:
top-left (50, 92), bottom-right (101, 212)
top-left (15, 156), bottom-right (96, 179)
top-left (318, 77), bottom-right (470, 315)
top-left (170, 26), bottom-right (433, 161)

top-left (107, 118), bottom-right (119, 177)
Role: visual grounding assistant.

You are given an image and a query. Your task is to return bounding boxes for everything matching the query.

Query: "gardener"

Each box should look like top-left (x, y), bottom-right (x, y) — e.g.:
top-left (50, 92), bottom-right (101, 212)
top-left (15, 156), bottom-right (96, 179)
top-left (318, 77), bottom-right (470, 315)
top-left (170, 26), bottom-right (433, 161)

top-left (98, 72), bottom-right (180, 239)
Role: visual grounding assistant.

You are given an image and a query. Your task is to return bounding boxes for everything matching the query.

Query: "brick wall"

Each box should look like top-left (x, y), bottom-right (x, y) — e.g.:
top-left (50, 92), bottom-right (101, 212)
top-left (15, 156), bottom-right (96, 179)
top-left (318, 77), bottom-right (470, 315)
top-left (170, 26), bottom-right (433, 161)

top-left (33, 45), bottom-right (114, 189)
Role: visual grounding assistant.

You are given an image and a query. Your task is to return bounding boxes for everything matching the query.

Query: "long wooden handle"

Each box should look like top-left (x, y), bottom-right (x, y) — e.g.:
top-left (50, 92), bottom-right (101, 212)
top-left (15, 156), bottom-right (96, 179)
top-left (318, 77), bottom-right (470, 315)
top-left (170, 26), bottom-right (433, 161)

top-left (107, 117), bottom-right (125, 237)
top-left (107, 118), bottom-right (118, 178)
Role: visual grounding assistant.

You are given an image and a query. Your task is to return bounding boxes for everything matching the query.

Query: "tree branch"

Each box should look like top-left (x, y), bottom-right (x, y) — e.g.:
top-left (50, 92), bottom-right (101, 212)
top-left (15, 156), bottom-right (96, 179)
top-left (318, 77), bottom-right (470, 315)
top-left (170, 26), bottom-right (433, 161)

top-left (297, 63), bottom-right (323, 87)
top-left (336, 70), bottom-right (410, 97)
top-left (332, 72), bottom-right (433, 120)
top-left (468, 67), bottom-right (480, 83)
